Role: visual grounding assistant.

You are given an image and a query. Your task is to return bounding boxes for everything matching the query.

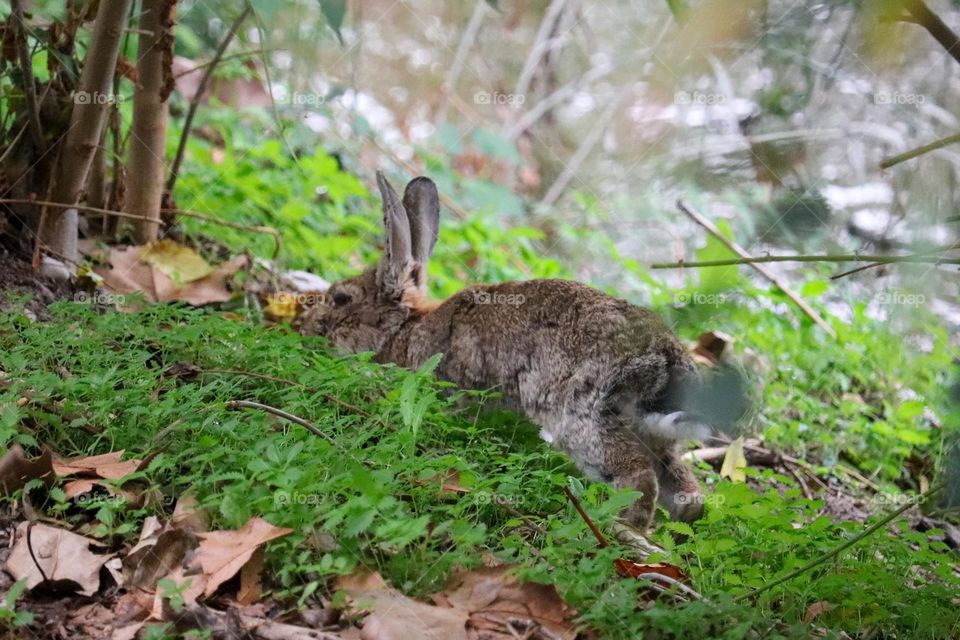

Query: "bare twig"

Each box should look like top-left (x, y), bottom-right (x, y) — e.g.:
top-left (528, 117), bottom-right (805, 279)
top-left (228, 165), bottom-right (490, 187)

top-left (880, 132), bottom-right (960, 169)
top-left (514, 0), bottom-right (569, 102)
top-left (562, 486), bottom-right (609, 547)
top-left (174, 48), bottom-right (272, 78)
top-left (438, 1), bottom-right (490, 124)
top-left (11, 0), bottom-right (45, 152)
top-left (225, 399), bottom-right (335, 443)
top-left (736, 481), bottom-right (945, 602)
top-left (504, 64), bottom-right (609, 141)
top-left (167, 4), bottom-right (252, 192)
top-left (541, 94), bottom-right (623, 206)
top-left (650, 253), bottom-right (960, 268)
top-left (674, 201), bottom-right (837, 338)
top-left (200, 368), bottom-right (370, 416)
top-left (902, 0), bottom-right (960, 67)
top-left (0, 198), bottom-right (282, 257)
top-left (25, 522), bottom-right (49, 583)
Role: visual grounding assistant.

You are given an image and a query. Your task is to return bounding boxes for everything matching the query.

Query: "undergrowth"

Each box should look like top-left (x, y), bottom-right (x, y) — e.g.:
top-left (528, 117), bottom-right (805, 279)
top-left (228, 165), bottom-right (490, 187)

top-left (1, 298), bottom-right (957, 639)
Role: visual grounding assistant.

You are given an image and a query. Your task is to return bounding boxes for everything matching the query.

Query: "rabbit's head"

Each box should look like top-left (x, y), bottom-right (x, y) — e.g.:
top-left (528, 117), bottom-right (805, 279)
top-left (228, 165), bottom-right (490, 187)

top-left (303, 172), bottom-right (440, 354)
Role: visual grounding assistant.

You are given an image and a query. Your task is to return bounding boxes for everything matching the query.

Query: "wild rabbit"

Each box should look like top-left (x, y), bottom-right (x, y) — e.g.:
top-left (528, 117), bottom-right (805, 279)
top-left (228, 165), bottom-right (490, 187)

top-left (301, 172), bottom-right (745, 528)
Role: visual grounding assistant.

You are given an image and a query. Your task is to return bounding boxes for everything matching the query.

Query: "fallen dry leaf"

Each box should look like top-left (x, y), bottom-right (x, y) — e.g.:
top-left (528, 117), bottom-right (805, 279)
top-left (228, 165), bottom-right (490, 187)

top-left (95, 245), bottom-right (248, 306)
top-left (720, 437), bottom-right (748, 483)
top-left (53, 449), bottom-right (143, 480)
top-left (614, 559), bottom-right (688, 585)
top-left (265, 292), bottom-right (301, 320)
top-left (123, 524), bottom-right (199, 590)
top-left (692, 331), bottom-right (732, 366)
top-left (139, 239), bottom-right (215, 283)
top-left (195, 517), bottom-right (293, 597)
top-left (172, 494), bottom-right (210, 533)
top-left (237, 547), bottom-right (264, 605)
top-left (339, 566), bottom-right (578, 640)
top-left (804, 600), bottom-right (833, 624)
top-left (340, 571), bottom-right (468, 640)
top-left (0, 445), bottom-right (54, 494)
top-left (5, 522), bottom-right (113, 596)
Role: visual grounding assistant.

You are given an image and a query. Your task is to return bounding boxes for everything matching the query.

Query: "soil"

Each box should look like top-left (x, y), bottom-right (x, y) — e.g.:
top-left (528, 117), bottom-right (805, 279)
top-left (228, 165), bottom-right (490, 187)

top-left (0, 252), bottom-right (75, 320)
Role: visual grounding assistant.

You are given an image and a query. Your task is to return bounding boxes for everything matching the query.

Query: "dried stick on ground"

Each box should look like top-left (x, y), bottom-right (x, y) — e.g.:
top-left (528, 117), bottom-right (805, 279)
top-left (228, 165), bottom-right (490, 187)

top-left (674, 201), bottom-right (837, 338)
top-left (125, 0), bottom-right (177, 243)
top-left (42, 0), bottom-right (133, 270)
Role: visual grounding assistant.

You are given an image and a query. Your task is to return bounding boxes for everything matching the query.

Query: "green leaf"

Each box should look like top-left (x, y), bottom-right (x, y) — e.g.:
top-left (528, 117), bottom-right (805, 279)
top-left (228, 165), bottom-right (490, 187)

top-left (801, 280), bottom-right (829, 298)
top-left (695, 219), bottom-right (742, 293)
top-left (319, 0), bottom-right (347, 45)
top-left (664, 521), bottom-right (695, 537)
top-left (665, 0), bottom-right (688, 22)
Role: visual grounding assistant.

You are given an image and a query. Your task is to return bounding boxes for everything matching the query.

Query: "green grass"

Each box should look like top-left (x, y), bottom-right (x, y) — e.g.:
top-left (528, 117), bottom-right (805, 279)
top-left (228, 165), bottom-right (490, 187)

top-left (1, 296), bottom-right (957, 639)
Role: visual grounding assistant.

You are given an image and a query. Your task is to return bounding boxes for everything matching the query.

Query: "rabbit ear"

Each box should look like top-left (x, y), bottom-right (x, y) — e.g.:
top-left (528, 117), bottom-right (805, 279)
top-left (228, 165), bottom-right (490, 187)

top-left (403, 177), bottom-right (440, 269)
top-left (375, 171), bottom-right (415, 301)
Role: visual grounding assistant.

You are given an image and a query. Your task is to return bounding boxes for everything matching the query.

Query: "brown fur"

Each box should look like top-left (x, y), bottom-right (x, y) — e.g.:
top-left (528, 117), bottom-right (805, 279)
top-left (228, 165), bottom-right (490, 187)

top-left (300, 174), bottom-right (714, 528)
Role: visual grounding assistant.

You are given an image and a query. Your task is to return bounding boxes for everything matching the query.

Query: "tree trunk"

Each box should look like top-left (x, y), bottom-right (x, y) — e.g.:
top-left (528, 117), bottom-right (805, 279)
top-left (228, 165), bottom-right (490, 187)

top-left (125, 0), bottom-right (177, 244)
top-left (42, 0), bottom-right (132, 274)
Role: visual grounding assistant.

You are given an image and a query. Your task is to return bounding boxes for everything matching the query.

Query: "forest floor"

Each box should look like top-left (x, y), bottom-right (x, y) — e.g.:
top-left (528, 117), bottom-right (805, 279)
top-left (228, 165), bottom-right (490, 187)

top-left (1, 246), bottom-right (959, 640)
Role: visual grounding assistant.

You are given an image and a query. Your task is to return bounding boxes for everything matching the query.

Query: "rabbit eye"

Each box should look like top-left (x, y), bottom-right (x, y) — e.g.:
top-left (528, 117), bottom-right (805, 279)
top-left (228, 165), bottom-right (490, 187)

top-left (332, 291), bottom-right (352, 307)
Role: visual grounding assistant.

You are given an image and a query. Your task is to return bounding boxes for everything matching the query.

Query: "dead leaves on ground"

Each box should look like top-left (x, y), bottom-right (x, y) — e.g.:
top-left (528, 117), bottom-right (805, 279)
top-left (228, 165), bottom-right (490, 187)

top-left (5, 522), bottom-right (115, 596)
top-left (3, 504), bottom-right (296, 639)
top-left (0, 444), bottom-right (54, 493)
top-left (339, 566), bottom-right (578, 640)
top-left (92, 241), bottom-right (248, 306)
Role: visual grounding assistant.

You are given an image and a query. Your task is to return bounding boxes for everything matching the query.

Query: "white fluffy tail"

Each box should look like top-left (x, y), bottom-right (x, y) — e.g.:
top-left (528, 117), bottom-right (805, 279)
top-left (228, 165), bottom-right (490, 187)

top-left (642, 411), bottom-right (713, 442)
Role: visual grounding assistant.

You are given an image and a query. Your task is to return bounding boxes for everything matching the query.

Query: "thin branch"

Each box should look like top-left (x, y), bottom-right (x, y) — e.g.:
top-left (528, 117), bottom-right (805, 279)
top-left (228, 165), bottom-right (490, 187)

top-left (225, 399), bottom-right (335, 443)
top-left (173, 48), bottom-right (272, 78)
top-left (0, 198), bottom-right (282, 257)
top-left (167, 4), bottom-right (252, 193)
top-left (650, 254), bottom-right (960, 268)
top-left (439, 1), bottom-right (490, 124)
top-left (674, 201), bottom-right (838, 338)
top-left (880, 132), bottom-right (960, 169)
top-left (562, 486), bottom-right (609, 547)
top-left (735, 481), bottom-right (945, 602)
top-left (541, 94), bottom-right (623, 206)
top-left (11, 0), bottom-right (44, 152)
top-left (26, 522), bottom-right (49, 583)
top-left (903, 0), bottom-right (960, 67)
top-left (200, 368), bottom-right (371, 416)
top-left (504, 63), bottom-right (609, 141)
top-left (514, 0), bottom-right (569, 101)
